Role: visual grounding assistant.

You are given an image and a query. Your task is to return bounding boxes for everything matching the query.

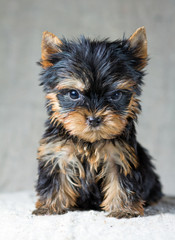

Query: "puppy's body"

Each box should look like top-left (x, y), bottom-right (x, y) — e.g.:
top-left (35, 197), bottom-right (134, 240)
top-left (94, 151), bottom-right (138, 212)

top-left (33, 27), bottom-right (162, 218)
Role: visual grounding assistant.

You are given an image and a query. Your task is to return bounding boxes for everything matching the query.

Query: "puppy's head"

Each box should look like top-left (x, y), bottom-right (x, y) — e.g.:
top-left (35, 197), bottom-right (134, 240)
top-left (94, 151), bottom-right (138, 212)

top-left (39, 27), bottom-right (147, 143)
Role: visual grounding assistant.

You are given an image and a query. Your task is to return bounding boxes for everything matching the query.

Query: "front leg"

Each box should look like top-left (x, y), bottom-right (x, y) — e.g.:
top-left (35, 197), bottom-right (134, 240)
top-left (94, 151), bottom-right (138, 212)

top-left (33, 162), bottom-right (78, 215)
top-left (101, 163), bottom-right (144, 218)
top-left (100, 143), bottom-right (144, 218)
top-left (33, 139), bottom-right (85, 215)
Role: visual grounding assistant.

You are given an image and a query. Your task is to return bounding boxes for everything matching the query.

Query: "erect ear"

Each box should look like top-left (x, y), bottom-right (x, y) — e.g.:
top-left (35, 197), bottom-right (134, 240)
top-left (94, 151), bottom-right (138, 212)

top-left (129, 27), bottom-right (147, 69)
top-left (40, 31), bottom-right (62, 68)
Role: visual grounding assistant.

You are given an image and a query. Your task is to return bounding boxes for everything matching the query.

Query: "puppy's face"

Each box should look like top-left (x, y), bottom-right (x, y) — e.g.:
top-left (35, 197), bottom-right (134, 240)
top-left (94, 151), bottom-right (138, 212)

top-left (40, 28), bottom-right (147, 143)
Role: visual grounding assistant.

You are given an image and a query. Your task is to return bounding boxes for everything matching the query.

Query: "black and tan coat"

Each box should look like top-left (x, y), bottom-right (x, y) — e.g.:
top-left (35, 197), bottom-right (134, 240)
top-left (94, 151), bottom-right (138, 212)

top-left (33, 27), bottom-right (162, 218)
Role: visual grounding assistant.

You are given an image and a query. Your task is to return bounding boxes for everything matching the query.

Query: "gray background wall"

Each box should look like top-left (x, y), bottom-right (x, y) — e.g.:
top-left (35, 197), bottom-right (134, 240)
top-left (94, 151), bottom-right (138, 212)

top-left (0, 0), bottom-right (174, 195)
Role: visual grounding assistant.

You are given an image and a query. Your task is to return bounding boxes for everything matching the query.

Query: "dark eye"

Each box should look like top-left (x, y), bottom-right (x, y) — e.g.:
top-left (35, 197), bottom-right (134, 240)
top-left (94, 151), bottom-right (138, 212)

top-left (69, 89), bottom-right (80, 100)
top-left (111, 91), bottom-right (122, 101)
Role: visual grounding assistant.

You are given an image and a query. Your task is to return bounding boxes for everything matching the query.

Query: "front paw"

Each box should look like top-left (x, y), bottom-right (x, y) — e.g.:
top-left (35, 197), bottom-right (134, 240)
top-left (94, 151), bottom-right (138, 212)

top-left (32, 207), bottom-right (67, 216)
top-left (32, 207), bottom-right (50, 215)
top-left (107, 210), bottom-right (142, 219)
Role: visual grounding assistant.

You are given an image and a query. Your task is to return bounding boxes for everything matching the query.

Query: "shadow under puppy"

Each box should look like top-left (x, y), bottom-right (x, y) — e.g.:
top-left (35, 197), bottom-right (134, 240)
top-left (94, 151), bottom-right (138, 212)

top-left (33, 27), bottom-right (162, 218)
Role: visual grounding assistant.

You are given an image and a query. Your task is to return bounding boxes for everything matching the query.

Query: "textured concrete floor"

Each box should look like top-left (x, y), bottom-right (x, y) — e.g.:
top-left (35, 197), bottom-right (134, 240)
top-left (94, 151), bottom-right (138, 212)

top-left (0, 0), bottom-right (175, 194)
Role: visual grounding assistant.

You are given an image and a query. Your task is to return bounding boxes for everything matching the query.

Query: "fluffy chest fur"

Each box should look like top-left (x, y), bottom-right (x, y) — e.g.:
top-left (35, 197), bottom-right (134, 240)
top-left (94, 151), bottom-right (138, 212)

top-left (37, 137), bottom-right (138, 212)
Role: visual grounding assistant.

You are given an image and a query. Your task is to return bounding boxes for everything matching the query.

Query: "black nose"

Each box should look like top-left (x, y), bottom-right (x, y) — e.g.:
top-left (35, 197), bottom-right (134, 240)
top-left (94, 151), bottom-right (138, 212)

top-left (87, 116), bottom-right (102, 127)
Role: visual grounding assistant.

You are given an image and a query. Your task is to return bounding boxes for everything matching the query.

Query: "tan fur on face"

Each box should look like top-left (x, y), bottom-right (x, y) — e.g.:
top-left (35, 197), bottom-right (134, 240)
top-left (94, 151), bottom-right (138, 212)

top-left (46, 92), bottom-right (128, 142)
top-left (127, 94), bottom-right (140, 119)
top-left (62, 108), bottom-right (128, 143)
top-left (56, 78), bottom-right (86, 92)
top-left (46, 78), bottom-right (140, 142)
top-left (116, 80), bottom-right (140, 119)
top-left (117, 79), bottom-right (136, 91)
top-left (46, 91), bottom-right (140, 142)
top-left (46, 92), bottom-right (64, 127)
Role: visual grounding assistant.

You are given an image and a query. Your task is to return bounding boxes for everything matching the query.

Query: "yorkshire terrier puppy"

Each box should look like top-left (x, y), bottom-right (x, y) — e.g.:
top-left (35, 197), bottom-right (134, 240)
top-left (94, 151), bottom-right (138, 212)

top-left (33, 27), bottom-right (162, 218)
